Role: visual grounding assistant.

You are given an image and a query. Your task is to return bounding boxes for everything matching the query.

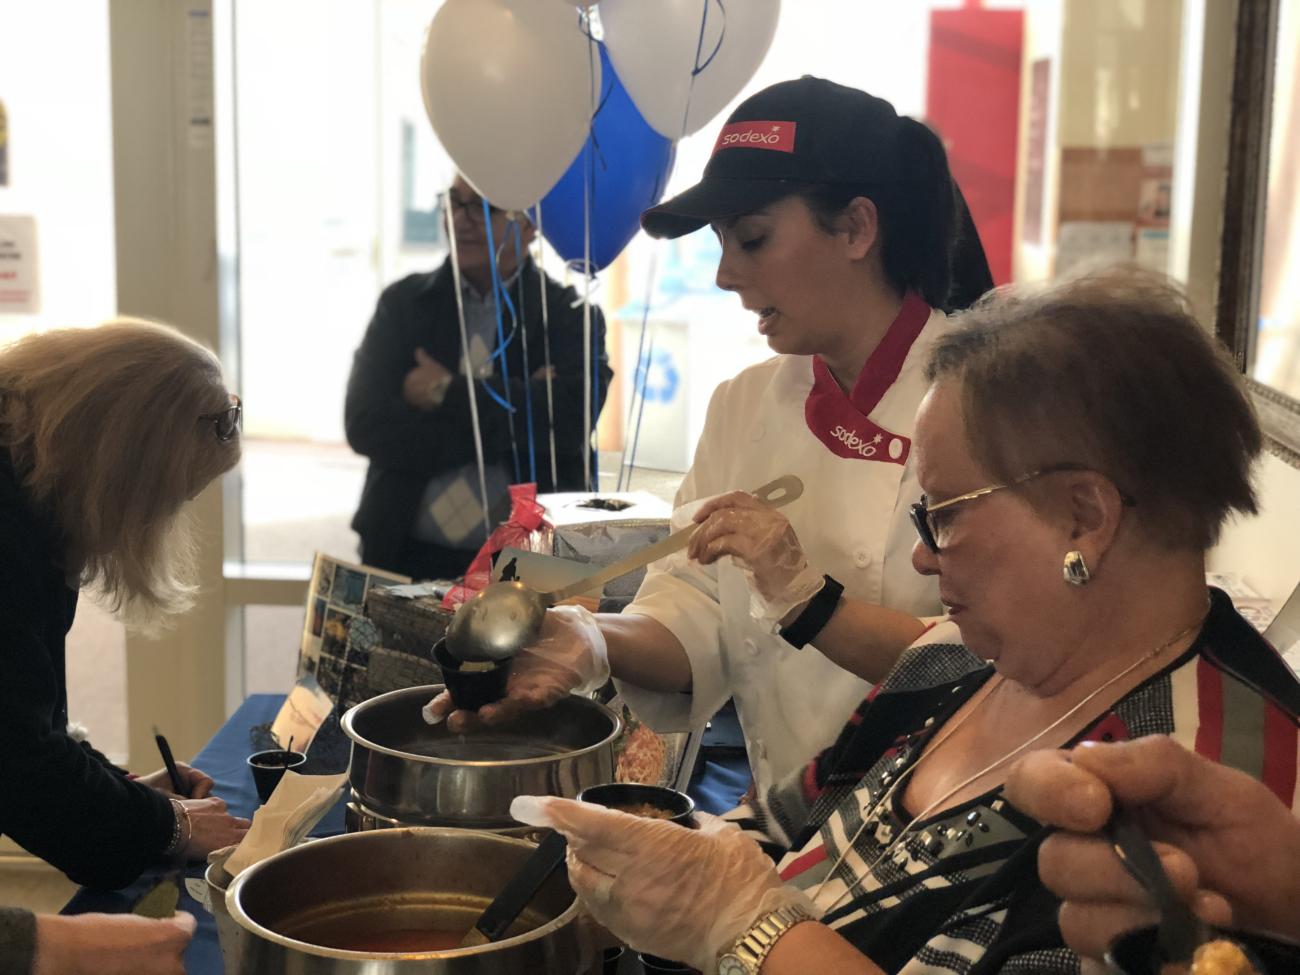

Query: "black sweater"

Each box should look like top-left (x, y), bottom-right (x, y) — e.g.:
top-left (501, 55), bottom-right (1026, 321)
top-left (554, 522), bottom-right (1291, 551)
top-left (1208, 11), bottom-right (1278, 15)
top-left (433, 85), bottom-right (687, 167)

top-left (345, 258), bottom-right (612, 574)
top-left (0, 450), bottom-right (174, 889)
top-left (0, 907), bottom-right (33, 975)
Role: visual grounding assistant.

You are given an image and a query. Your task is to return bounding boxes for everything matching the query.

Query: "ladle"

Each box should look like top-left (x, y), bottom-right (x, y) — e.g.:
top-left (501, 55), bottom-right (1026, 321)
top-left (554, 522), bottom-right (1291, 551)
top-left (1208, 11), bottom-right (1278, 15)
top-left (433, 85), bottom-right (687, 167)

top-left (445, 474), bottom-right (804, 662)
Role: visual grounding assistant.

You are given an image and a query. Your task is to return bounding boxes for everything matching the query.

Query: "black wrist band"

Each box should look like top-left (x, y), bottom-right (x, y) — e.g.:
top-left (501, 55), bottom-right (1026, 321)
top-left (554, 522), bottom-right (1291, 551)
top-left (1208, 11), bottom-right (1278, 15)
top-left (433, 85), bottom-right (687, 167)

top-left (778, 575), bottom-right (844, 649)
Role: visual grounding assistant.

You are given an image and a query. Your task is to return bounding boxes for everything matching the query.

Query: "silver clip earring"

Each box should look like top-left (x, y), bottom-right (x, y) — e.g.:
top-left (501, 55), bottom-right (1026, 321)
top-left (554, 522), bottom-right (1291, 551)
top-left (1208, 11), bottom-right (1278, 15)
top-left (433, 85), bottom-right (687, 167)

top-left (1063, 550), bottom-right (1090, 586)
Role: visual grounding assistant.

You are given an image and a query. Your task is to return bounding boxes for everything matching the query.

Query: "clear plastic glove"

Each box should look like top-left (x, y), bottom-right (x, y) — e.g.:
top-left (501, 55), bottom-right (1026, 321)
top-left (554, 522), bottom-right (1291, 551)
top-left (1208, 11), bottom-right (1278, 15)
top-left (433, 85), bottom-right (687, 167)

top-left (686, 491), bottom-right (825, 629)
top-left (422, 605), bottom-right (611, 732)
top-left (511, 795), bottom-right (816, 973)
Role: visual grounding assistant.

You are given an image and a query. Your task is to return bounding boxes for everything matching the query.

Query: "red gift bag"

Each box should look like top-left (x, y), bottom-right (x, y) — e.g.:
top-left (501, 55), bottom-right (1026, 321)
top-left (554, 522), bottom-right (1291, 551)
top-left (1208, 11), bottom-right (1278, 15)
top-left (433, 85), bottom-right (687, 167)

top-left (441, 483), bottom-right (547, 610)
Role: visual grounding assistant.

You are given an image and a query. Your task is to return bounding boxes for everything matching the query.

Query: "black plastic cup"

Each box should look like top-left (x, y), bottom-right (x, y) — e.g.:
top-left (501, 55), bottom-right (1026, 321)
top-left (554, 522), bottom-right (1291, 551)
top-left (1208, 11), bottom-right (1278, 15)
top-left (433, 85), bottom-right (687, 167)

top-left (601, 945), bottom-right (625, 975)
top-left (247, 749), bottom-right (307, 803)
top-left (637, 953), bottom-right (695, 974)
top-left (577, 783), bottom-right (697, 828)
top-left (1106, 925), bottom-right (1300, 974)
top-left (432, 638), bottom-right (512, 711)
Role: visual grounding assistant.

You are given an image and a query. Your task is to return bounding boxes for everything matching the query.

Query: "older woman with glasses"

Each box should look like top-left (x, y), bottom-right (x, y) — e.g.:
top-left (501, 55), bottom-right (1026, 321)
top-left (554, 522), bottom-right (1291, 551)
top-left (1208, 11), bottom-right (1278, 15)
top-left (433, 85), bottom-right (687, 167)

top-left (511, 267), bottom-right (1300, 975)
top-left (0, 319), bottom-right (251, 968)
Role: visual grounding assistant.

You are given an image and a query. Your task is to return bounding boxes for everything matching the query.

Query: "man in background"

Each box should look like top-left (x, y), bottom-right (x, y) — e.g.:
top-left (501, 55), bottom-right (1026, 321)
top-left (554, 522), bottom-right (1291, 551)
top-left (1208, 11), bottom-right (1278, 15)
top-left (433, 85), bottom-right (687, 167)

top-left (346, 176), bottom-right (611, 579)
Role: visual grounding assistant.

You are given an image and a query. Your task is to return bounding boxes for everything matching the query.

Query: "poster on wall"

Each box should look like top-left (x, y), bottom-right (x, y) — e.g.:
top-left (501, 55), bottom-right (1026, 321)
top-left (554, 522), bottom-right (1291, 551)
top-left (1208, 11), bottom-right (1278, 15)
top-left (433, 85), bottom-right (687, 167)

top-left (1135, 141), bottom-right (1173, 272)
top-left (0, 215), bottom-right (39, 315)
top-left (298, 553), bottom-right (409, 704)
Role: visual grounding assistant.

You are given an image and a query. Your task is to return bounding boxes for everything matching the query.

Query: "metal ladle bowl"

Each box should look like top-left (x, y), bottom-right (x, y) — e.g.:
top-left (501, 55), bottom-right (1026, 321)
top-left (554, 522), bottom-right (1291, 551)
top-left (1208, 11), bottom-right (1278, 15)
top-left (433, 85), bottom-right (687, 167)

top-left (444, 475), bottom-right (804, 663)
top-left (445, 581), bottom-right (549, 663)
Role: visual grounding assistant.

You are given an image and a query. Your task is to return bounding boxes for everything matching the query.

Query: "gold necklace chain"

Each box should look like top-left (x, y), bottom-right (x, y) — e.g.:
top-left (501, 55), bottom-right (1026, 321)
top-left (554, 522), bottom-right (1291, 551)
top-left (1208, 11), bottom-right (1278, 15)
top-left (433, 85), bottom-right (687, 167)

top-left (812, 604), bottom-right (1210, 914)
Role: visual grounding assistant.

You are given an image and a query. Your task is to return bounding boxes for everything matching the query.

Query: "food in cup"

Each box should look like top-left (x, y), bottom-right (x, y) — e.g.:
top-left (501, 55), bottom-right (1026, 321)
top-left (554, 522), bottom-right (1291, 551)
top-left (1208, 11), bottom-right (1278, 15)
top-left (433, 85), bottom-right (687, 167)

top-left (611, 802), bottom-right (676, 820)
top-left (1161, 940), bottom-right (1257, 975)
top-left (577, 783), bottom-right (695, 827)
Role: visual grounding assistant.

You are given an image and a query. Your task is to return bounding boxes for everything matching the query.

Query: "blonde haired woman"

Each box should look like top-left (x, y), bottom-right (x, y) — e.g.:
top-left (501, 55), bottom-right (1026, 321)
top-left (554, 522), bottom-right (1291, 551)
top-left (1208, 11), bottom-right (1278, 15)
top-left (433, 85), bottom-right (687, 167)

top-left (0, 321), bottom-right (250, 969)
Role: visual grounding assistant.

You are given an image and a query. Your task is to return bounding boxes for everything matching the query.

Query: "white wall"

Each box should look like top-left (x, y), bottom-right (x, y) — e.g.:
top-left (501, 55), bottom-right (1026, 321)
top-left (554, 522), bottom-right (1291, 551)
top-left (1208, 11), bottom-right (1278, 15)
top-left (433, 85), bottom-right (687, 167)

top-left (1209, 450), bottom-right (1300, 609)
top-left (0, 0), bottom-right (116, 342)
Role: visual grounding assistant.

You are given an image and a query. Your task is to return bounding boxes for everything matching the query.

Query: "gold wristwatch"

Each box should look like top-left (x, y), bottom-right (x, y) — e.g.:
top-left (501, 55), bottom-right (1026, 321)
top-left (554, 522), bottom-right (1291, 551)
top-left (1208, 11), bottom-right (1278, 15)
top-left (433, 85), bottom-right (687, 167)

top-left (716, 904), bottom-right (814, 975)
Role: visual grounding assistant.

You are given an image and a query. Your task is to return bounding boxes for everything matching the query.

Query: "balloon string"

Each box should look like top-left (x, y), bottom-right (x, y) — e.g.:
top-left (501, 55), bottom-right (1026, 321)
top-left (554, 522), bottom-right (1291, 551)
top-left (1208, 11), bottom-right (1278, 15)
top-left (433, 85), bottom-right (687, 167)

top-left (581, 17), bottom-right (597, 491)
top-left (695, 0), bottom-right (727, 75)
top-left (482, 199), bottom-right (522, 484)
top-left (579, 12), bottom-right (618, 122)
top-left (443, 190), bottom-right (493, 542)
top-left (533, 202), bottom-right (560, 488)
top-left (617, 250), bottom-right (659, 491)
top-left (679, 0), bottom-right (727, 137)
top-left (484, 245), bottom-right (520, 365)
top-left (626, 326), bottom-right (656, 493)
top-left (478, 240), bottom-right (521, 416)
top-left (512, 221), bottom-right (538, 485)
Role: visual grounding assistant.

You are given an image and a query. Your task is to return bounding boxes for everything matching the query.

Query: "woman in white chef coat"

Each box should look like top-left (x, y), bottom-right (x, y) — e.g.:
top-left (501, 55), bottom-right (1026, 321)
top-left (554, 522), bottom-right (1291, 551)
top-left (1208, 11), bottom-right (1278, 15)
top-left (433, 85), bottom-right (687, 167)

top-left (427, 76), bottom-right (993, 794)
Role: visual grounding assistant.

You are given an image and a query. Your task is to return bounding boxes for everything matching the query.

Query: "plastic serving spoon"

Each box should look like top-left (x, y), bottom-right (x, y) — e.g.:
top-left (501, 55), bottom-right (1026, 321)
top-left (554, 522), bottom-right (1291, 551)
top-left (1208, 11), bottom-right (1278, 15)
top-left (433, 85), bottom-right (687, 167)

top-left (1106, 806), bottom-right (1210, 966)
top-left (444, 474), bottom-right (805, 662)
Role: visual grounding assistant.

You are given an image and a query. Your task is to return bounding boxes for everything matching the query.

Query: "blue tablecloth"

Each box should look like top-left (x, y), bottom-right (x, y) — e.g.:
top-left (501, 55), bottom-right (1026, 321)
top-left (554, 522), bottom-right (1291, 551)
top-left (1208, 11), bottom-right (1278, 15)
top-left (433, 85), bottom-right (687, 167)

top-left (60, 695), bottom-right (312, 974)
top-left (61, 694), bottom-right (751, 973)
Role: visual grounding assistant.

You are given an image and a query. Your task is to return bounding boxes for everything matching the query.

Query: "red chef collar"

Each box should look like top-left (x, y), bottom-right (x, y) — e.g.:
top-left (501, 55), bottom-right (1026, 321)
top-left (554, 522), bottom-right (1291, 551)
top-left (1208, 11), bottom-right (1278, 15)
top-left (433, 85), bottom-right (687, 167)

top-left (804, 292), bottom-right (930, 466)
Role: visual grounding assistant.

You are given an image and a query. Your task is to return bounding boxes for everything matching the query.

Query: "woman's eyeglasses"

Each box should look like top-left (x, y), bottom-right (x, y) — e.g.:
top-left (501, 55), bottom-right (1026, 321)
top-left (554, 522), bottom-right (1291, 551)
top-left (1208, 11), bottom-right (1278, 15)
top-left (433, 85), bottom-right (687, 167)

top-left (199, 394), bottom-right (242, 443)
top-left (909, 462), bottom-right (1136, 554)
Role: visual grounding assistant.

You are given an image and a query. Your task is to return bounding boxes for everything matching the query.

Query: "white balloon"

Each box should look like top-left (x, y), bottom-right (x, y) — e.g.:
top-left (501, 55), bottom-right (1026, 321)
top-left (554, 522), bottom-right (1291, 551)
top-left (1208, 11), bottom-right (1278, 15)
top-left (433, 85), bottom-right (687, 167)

top-left (421, 0), bottom-right (598, 211)
top-left (601, 0), bottom-right (779, 138)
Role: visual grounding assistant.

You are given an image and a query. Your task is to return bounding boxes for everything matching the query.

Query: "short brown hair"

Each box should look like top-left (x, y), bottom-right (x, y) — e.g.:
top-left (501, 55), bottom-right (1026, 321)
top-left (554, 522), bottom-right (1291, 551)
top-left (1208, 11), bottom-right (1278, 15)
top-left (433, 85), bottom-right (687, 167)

top-left (926, 265), bottom-right (1261, 550)
top-left (0, 319), bottom-right (240, 622)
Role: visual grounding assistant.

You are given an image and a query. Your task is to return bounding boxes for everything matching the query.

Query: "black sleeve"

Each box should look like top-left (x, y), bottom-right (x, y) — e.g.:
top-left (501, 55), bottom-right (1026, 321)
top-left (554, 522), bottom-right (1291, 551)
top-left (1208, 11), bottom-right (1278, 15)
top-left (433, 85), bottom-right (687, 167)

top-left (343, 285), bottom-right (523, 477)
top-left (520, 286), bottom-right (612, 477)
top-left (0, 907), bottom-right (35, 975)
top-left (0, 625), bottom-right (174, 890)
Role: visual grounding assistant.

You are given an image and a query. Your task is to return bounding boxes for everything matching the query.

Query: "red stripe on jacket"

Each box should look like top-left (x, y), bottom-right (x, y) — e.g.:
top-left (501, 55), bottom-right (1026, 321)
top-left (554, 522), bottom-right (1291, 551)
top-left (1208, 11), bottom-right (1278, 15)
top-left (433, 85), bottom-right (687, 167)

top-left (1194, 656), bottom-right (1225, 762)
top-left (780, 844), bottom-right (828, 882)
top-left (1261, 701), bottom-right (1299, 806)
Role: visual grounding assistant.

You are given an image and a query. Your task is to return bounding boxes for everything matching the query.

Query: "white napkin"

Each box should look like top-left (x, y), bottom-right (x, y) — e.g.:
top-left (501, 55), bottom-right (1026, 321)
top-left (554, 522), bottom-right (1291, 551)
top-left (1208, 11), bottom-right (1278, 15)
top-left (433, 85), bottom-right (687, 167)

top-left (224, 770), bottom-right (348, 877)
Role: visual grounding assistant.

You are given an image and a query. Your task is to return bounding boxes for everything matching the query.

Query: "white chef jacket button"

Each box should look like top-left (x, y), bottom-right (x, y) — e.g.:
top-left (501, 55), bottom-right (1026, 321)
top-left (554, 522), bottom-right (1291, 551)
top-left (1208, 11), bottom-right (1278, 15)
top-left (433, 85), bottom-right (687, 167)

top-left (853, 549), bottom-right (870, 568)
top-left (750, 423), bottom-right (765, 441)
top-left (743, 637), bottom-right (760, 657)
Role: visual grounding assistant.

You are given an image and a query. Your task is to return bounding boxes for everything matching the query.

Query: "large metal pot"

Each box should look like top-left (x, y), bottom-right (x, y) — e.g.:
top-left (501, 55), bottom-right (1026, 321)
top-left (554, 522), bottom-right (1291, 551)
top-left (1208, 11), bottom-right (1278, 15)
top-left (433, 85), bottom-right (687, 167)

top-left (342, 685), bottom-right (621, 829)
top-left (226, 828), bottom-right (592, 974)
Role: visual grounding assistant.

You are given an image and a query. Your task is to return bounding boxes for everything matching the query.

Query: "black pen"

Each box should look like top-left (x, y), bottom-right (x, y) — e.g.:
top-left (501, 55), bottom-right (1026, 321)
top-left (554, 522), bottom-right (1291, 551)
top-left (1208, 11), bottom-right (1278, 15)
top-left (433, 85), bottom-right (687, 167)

top-left (152, 725), bottom-right (188, 798)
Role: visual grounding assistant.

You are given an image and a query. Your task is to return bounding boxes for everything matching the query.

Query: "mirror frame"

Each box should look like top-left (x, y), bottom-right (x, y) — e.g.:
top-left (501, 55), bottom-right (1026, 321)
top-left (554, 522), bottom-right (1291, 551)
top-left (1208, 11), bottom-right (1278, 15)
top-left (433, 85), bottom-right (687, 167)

top-left (1217, 0), bottom-right (1300, 468)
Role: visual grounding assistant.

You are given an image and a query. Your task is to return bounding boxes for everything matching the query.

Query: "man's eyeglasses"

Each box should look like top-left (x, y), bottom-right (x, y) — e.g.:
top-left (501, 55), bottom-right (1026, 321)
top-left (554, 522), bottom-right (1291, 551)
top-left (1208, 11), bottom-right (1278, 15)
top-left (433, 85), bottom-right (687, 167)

top-left (909, 462), bottom-right (1136, 554)
top-left (199, 394), bottom-right (241, 443)
top-left (447, 192), bottom-right (503, 223)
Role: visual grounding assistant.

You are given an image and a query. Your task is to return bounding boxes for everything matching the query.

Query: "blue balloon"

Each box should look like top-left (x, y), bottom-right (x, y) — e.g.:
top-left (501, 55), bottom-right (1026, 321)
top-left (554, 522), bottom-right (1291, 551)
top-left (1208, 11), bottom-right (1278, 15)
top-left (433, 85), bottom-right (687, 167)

top-left (534, 43), bottom-right (676, 273)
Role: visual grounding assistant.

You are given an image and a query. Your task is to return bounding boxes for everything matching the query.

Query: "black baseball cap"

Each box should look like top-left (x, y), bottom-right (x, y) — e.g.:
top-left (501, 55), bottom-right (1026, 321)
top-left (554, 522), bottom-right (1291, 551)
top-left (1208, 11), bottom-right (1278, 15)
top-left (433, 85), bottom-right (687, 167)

top-left (641, 76), bottom-right (906, 239)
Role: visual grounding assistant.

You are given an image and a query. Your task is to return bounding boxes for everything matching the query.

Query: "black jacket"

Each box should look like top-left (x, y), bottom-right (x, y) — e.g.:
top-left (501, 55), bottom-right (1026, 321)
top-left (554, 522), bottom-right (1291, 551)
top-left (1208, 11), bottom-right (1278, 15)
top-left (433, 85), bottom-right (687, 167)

top-left (0, 450), bottom-right (174, 889)
top-left (345, 258), bottom-right (612, 575)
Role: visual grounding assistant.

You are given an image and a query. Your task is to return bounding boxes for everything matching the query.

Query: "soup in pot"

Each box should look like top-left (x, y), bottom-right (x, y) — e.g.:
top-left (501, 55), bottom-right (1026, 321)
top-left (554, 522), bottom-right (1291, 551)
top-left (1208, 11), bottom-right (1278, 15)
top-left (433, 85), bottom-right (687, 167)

top-left (283, 919), bottom-right (470, 953)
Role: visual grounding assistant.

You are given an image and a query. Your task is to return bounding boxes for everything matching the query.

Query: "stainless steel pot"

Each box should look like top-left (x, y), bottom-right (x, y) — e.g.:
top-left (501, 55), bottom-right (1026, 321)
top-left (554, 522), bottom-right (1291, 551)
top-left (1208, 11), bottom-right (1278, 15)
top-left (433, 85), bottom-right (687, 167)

top-left (343, 796), bottom-right (542, 840)
top-left (226, 828), bottom-right (592, 974)
top-left (342, 685), bottom-right (621, 829)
